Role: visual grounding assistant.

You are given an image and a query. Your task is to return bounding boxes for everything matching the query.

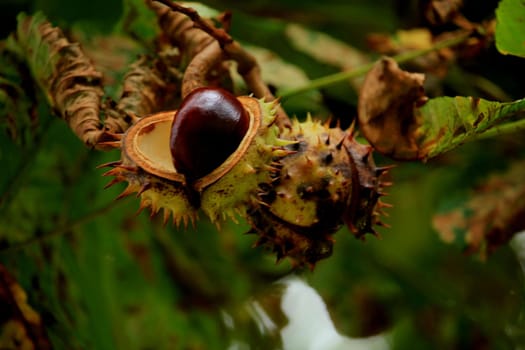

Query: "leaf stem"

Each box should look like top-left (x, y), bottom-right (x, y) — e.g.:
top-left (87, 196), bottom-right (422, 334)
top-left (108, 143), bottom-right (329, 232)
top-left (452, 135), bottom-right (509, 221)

top-left (478, 115), bottom-right (525, 140)
top-left (279, 32), bottom-right (471, 99)
top-left (478, 97), bottom-right (525, 139)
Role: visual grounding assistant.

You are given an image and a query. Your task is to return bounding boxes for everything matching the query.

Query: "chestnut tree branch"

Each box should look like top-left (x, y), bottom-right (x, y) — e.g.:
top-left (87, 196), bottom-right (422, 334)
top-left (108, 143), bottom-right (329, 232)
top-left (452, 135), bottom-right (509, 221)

top-left (152, 0), bottom-right (291, 128)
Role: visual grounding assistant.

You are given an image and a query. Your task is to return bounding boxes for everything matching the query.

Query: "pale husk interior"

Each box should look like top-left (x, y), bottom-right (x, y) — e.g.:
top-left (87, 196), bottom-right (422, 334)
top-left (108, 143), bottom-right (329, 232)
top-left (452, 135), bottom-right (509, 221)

top-left (136, 119), bottom-right (176, 174)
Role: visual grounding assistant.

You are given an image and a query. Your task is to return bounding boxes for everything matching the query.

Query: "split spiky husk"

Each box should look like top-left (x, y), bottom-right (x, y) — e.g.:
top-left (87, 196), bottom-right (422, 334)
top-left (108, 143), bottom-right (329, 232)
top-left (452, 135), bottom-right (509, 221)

top-left (100, 97), bottom-right (287, 226)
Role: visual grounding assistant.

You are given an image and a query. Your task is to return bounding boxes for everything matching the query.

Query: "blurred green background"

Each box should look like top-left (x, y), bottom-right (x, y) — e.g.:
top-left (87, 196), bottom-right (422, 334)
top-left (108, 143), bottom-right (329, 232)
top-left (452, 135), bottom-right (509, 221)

top-left (1, 0), bottom-right (525, 349)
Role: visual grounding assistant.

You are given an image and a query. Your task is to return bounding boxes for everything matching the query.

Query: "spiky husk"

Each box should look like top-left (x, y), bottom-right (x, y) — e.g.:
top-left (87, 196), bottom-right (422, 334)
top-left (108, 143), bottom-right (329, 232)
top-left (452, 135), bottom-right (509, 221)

top-left (266, 117), bottom-right (353, 229)
top-left (100, 97), bottom-right (287, 226)
top-left (100, 111), bottom-right (198, 225)
top-left (246, 204), bottom-right (334, 268)
top-left (244, 117), bottom-right (391, 266)
top-left (101, 159), bottom-right (199, 227)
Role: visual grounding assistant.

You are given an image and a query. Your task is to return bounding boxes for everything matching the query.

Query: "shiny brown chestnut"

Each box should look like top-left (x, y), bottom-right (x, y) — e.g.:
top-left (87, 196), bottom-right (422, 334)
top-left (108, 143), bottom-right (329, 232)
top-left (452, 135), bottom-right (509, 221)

top-left (170, 87), bottom-right (250, 181)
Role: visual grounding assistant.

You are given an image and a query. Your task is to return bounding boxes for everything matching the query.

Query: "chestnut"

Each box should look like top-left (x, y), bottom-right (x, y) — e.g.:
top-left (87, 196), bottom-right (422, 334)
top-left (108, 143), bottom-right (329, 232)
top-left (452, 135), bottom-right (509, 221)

top-left (170, 87), bottom-right (250, 181)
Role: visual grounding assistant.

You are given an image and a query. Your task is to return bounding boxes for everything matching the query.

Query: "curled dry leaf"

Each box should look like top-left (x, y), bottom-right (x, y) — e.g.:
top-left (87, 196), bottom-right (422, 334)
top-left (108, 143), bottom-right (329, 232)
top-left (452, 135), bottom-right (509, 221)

top-left (357, 57), bottom-right (427, 160)
top-left (433, 160), bottom-right (525, 257)
top-left (148, 0), bottom-right (214, 66)
top-left (14, 13), bottom-right (105, 146)
top-left (0, 264), bottom-right (51, 350)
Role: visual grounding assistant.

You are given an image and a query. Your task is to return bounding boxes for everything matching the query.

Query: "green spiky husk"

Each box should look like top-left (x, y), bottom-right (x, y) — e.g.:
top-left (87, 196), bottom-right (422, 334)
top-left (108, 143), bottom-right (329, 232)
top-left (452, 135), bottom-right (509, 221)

top-left (101, 98), bottom-right (288, 227)
top-left (102, 160), bottom-right (199, 226)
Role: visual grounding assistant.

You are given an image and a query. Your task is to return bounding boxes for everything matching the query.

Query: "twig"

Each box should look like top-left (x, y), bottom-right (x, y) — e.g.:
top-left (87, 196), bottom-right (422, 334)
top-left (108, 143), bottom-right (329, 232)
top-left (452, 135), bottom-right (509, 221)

top-left (279, 32), bottom-right (472, 99)
top-left (181, 42), bottom-right (225, 98)
top-left (152, 0), bottom-right (291, 128)
top-left (477, 116), bottom-right (525, 140)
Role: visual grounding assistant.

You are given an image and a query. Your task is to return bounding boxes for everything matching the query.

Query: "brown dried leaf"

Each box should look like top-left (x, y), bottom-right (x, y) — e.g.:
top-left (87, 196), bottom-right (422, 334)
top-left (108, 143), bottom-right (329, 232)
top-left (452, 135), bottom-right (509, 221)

top-left (433, 160), bottom-right (525, 257)
top-left (357, 57), bottom-right (427, 160)
top-left (148, 1), bottom-right (214, 67)
top-left (0, 264), bottom-right (51, 350)
top-left (15, 13), bottom-right (105, 146)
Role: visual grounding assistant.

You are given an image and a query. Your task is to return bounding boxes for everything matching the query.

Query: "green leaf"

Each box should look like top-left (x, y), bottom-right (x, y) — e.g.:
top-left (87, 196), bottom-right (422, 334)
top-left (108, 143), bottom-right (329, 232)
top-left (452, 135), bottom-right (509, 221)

top-left (418, 96), bottom-right (525, 158)
top-left (495, 0), bottom-right (525, 58)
